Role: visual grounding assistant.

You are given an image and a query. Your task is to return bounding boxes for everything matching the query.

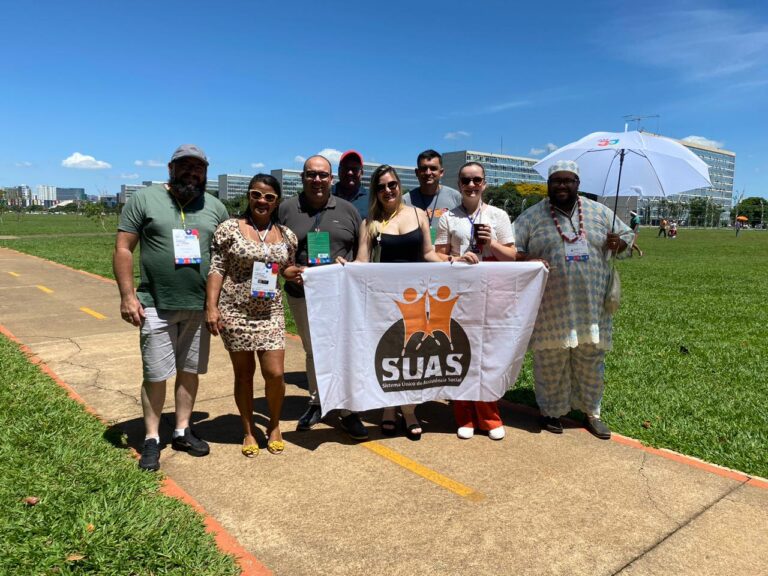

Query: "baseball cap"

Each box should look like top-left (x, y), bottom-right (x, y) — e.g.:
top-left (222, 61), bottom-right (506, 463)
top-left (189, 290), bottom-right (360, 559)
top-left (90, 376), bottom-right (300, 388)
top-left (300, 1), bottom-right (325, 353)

top-left (339, 150), bottom-right (363, 165)
top-left (170, 144), bottom-right (209, 165)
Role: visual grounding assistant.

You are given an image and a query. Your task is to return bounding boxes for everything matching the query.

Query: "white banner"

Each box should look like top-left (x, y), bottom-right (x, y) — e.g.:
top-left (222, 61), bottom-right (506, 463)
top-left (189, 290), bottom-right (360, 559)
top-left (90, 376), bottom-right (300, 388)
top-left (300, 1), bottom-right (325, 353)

top-left (303, 262), bottom-right (548, 415)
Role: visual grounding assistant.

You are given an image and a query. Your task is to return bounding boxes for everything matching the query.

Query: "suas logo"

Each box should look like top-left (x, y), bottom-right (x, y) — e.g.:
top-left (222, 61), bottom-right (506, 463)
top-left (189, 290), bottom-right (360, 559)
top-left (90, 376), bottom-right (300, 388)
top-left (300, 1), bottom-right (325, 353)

top-left (374, 285), bottom-right (471, 392)
top-left (597, 138), bottom-right (620, 147)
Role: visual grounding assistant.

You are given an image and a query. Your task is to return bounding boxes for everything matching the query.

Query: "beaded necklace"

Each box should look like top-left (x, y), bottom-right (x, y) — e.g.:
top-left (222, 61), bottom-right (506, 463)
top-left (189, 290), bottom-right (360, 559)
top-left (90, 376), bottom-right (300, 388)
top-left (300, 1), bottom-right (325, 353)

top-left (549, 196), bottom-right (584, 243)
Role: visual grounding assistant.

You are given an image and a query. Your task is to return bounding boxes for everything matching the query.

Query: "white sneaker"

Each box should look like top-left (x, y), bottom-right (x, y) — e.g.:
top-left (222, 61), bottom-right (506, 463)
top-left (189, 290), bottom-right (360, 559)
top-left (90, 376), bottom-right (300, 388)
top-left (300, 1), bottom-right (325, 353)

top-left (457, 427), bottom-right (474, 439)
top-left (488, 426), bottom-right (506, 441)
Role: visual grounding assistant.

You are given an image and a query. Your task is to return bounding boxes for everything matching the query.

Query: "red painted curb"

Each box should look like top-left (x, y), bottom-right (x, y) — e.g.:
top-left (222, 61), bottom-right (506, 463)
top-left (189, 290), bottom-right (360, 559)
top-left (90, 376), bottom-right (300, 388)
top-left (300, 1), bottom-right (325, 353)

top-left (0, 322), bottom-right (272, 576)
top-left (498, 398), bottom-right (768, 488)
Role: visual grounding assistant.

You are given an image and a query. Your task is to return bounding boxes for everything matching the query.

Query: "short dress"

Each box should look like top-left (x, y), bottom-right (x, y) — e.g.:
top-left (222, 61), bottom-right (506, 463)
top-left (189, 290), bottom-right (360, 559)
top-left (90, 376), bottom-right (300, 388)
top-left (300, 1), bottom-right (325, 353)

top-left (209, 218), bottom-right (298, 352)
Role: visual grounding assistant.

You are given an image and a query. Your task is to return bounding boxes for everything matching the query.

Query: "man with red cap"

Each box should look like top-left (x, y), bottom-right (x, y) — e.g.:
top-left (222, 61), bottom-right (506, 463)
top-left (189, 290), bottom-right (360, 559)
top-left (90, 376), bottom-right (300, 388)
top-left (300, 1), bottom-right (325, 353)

top-left (333, 150), bottom-right (368, 218)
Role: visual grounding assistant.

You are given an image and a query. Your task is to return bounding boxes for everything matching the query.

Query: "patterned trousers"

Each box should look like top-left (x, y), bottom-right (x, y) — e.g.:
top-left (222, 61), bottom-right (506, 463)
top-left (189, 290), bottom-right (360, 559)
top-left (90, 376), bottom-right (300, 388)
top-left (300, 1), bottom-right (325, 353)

top-left (533, 345), bottom-right (606, 418)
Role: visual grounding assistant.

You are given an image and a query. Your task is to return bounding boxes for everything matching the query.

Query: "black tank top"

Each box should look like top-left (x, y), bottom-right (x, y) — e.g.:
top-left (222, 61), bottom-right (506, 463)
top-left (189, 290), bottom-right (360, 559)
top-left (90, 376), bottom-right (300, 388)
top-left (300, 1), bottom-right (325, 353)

top-left (379, 227), bottom-right (423, 263)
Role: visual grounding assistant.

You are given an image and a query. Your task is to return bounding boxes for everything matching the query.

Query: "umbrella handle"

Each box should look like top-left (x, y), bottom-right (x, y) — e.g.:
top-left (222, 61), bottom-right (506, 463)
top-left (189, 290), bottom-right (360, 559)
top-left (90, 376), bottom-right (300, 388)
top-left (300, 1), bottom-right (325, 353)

top-left (611, 148), bottom-right (625, 233)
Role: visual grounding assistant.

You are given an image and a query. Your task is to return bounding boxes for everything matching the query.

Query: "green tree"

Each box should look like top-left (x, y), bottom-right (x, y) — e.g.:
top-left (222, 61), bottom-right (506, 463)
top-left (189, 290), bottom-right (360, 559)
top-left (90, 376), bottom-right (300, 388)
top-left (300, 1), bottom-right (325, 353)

top-left (688, 198), bottom-right (707, 226)
top-left (83, 201), bottom-right (108, 231)
top-left (732, 197), bottom-right (766, 226)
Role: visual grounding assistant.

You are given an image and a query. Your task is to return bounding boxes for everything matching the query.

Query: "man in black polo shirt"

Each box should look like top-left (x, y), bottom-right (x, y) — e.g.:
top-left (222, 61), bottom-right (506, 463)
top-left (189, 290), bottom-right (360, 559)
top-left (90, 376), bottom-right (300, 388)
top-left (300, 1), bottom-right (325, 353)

top-left (278, 155), bottom-right (368, 440)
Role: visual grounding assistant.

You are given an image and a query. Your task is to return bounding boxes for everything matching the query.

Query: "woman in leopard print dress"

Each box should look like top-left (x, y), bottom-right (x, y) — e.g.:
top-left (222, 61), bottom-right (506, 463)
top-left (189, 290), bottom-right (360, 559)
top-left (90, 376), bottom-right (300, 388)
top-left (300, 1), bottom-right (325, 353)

top-left (206, 174), bottom-right (297, 457)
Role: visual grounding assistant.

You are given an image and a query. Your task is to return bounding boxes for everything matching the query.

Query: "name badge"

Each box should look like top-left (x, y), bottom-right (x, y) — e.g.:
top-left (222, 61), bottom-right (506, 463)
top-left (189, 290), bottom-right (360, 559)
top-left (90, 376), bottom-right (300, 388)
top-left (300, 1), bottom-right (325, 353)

top-left (429, 226), bottom-right (437, 244)
top-left (564, 235), bottom-right (589, 262)
top-left (251, 262), bottom-right (279, 299)
top-left (307, 231), bottom-right (331, 265)
top-left (172, 229), bottom-right (202, 264)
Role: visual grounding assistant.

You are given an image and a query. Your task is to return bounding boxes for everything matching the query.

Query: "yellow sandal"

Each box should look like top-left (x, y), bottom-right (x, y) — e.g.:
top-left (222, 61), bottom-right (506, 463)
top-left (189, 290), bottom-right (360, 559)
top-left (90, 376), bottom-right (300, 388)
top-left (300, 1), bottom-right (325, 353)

top-left (267, 440), bottom-right (285, 455)
top-left (241, 443), bottom-right (259, 458)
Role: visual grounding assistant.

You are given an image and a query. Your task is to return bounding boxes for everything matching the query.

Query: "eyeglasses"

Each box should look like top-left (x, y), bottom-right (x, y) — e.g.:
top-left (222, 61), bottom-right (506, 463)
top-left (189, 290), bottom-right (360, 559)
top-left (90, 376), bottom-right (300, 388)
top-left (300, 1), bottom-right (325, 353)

top-left (460, 176), bottom-right (484, 186)
top-left (248, 190), bottom-right (278, 202)
top-left (304, 171), bottom-right (331, 181)
top-left (376, 181), bottom-right (399, 192)
top-left (549, 177), bottom-right (579, 186)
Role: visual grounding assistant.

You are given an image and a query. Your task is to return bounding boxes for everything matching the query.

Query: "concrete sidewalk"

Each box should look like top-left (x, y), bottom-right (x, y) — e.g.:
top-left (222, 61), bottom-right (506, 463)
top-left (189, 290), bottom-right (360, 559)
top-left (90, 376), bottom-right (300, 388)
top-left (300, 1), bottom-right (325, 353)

top-left (1, 246), bottom-right (766, 576)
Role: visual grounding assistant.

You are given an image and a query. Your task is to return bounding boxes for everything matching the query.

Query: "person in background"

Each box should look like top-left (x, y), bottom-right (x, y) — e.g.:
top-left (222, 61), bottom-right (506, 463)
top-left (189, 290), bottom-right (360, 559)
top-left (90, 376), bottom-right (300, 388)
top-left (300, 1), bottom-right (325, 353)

top-left (206, 174), bottom-right (297, 457)
top-left (629, 211), bottom-right (643, 257)
top-left (404, 149), bottom-right (462, 244)
top-left (333, 150), bottom-right (368, 219)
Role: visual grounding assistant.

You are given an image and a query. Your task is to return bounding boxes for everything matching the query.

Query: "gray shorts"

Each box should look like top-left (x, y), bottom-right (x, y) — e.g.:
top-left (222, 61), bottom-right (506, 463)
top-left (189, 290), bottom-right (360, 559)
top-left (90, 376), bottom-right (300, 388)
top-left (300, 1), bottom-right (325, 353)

top-left (140, 308), bottom-right (210, 383)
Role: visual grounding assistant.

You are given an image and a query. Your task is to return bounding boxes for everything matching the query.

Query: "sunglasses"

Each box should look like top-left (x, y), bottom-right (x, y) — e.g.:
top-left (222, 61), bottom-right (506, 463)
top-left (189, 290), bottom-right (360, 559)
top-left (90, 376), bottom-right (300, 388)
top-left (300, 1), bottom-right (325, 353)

top-left (460, 176), bottom-right (484, 186)
top-left (304, 171), bottom-right (331, 180)
top-left (248, 190), bottom-right (278, 202)
top-left (549, 177), bottom-right (579, 186)
top-left (376, 181), bottom-right (399, 192)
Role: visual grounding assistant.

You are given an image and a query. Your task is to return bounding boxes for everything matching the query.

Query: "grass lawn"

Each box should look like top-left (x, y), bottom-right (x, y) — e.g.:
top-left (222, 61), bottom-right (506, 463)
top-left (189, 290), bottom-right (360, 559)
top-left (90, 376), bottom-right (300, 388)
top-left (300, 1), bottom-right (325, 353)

top-left (0, 213), bottom-right (118, 236)
top-left (0, 336), bottom-right (239, 575)
top-left (508, 228), bottom-right (768, 477)
top-left (1, 225), bottom-right (766, 478)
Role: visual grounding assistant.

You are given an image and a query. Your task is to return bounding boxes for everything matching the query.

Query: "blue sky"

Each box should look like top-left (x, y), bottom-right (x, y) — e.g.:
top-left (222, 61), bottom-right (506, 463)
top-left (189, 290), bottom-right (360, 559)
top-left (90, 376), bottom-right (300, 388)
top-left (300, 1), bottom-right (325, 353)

top-left (2, 0), bottom-right (767, 199)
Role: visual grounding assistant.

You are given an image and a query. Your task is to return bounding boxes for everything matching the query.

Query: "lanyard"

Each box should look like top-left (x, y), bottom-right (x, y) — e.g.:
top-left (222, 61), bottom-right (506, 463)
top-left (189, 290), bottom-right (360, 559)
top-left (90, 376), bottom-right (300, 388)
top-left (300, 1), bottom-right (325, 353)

top-left (170, 190), bottom-right (193, 228)
top-left (247, 215), bottom-right (272, 243)
top-left (425, 187), bottom-right (442, 226)
top-left (377, 207), bottom-right (401, 242)
top-left (312, 209), bottom-right (326, 232)
top-left (464, 201), bottom-right (483, 226)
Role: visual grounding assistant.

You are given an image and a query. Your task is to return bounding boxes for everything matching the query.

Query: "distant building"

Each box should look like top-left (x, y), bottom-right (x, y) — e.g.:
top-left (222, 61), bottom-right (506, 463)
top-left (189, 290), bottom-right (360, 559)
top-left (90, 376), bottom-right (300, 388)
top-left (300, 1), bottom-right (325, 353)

top-left (100, 195), bottom-right (118, 208)
top-left (206, 179), bottom-right (219, 197)
top-left (119, 184), bottom-right (145, 205)
top-left (56, 187), bottom-right (86, 202)
top-left (442, 151), bottom-right (544, 189)
top-left (218, 174), bottom-right (250, 201)
top-left (362, 162), bottom-right (419, 192)
top-left (2, 185), bottom-right (32, 207)
top-left (271, 169), bottom-right (302, 198)
top-left (36, 185), bottom-right (57, 207)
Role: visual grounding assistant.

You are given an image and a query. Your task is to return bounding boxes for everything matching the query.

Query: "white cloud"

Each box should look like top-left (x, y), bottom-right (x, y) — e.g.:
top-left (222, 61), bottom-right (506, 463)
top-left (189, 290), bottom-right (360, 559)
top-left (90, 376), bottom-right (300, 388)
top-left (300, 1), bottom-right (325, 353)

top-left (317, 148), bottom-right (343, 164)
top-left (445, 131), bottom-right (471, 140)
top-left (120, 173), bottom-right (140, 179)
top-left (681, 135), bottom-right (725, 149)
top-left (529, 148), bottom-right (545, 156)
top-left (546, 143), bottom-right (558, 152)
top-left (15, 161), bottom-right (33, 167)
top-left (61, 152), bottom-right (111, 170)
top-left (251, 162), bottom-right (265, 169)
top-left (483, 100), bottom-right (530, 114)
top-left (530, 143), bottom-right (558, 156)
top-left (614, 7), bottom-right (768, 80)
top-left (134, 159), bottom-right (165, 167)
top-left (294, 155), bottom-right (306, 164)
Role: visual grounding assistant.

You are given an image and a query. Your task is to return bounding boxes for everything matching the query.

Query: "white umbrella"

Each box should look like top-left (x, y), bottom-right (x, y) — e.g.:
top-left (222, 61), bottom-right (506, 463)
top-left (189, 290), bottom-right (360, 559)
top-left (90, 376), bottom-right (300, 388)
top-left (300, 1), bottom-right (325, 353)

top-left (533, 130), bottom-right (712, 226)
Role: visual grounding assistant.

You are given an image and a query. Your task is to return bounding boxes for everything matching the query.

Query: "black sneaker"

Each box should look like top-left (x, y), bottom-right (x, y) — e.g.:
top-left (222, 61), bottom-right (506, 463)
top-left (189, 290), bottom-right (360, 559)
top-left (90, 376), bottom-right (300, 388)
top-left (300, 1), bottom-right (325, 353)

top-left (540, 415), bottom-right (564, 434)
top-left (297, 404), bottom-right (322, 431)
top-left (339, 413), bottom-right (369, 441)
top-left (139, 438), bottom-right (161, 471)
top-left (171, 428), bottom-right (210, 456)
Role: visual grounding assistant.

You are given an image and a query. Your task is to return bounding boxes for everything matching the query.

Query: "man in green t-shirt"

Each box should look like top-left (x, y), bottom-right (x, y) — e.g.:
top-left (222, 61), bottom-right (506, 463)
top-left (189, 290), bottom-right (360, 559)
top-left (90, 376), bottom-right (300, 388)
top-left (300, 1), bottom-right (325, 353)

top-left (113, 144), bottom-right (229, 471)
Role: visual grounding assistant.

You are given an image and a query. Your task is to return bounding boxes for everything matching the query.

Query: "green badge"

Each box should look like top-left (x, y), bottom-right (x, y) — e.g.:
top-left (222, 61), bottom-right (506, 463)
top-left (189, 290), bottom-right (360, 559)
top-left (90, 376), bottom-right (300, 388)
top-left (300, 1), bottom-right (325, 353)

top-left (307, 231), bottom-right (331, 265)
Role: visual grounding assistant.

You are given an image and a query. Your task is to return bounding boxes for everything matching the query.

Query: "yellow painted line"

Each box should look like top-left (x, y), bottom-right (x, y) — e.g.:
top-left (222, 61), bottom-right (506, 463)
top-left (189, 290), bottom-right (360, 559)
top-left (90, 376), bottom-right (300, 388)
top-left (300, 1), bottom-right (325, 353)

top-left (36, 284), bottom-right (54, 294)
top-left (362, 441), bottom-right (484, 501)
top-left (8, 271), bottom-right (20, 277)
top-left (80, 307), bottom-right (107, 320)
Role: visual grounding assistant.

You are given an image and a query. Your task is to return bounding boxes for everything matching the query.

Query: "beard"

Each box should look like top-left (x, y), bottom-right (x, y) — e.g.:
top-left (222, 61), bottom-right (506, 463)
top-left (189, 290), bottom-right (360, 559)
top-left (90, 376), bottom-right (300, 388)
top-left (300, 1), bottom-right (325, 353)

top-left (169, 177), bottom-right (205, 202)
